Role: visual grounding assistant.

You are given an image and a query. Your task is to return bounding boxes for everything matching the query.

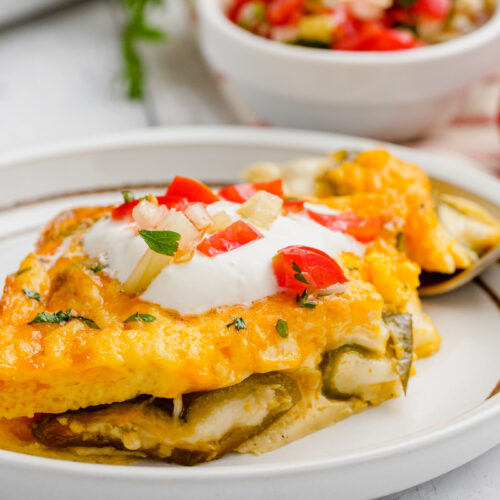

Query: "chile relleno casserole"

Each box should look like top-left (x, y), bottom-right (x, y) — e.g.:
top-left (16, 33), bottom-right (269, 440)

top-left (0, 149), bottom-right (498, 465)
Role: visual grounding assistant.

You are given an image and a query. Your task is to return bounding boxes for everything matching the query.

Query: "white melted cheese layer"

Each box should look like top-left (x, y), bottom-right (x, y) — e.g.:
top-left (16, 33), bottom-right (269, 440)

top-left (83, 201), bottom-right (364, 315)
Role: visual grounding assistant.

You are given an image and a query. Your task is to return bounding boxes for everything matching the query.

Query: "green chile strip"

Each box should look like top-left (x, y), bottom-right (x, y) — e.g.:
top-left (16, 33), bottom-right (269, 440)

top-left (320, 345), bottom-right (377, 401)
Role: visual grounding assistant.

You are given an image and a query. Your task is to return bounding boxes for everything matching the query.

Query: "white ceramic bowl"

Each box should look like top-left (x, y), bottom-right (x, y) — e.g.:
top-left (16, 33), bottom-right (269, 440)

top-left (197, 0), bottom-right (500, 141)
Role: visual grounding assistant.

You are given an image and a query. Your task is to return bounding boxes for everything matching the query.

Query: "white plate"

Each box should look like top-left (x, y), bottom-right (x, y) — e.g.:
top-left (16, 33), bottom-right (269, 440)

top-left (0, 127), bottom-right (499, 500)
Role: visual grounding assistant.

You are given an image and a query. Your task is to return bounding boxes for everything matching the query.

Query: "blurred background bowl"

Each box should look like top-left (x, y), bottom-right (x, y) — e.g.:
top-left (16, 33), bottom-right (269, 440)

top-left (197, 0), bottom-right (500, 142)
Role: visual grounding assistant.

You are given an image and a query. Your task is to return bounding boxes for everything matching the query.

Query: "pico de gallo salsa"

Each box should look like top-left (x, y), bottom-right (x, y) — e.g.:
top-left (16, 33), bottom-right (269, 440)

top-left (227, 0), bottom-right (496, 50)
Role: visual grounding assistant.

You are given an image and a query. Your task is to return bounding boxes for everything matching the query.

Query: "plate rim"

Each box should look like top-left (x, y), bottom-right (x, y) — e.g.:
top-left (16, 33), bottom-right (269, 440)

top-left (0, 126), bottom-right (498, 480)
top-left (1, 126), bottom-right (498, 203)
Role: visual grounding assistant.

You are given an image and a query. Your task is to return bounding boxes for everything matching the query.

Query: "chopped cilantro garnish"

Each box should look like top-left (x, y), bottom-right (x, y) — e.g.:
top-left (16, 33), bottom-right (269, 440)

top-left (226, 316), bottom-right (247, 331)
top-left (124, 312), bottom-right (156, 323)
top-left (28, 309), bottom-right (100, 329)
top-left (16, 267), bottom-right (32, 276)
top-left (77, 316), bottom-right (101, 329)
top-left (275, 319), bottom-right (289, 338)
top-left (121, 190), bottom-right (135, 203)
top-left (139, 230), bottom-right (180, 256)
top-left (347, 266), bottom-right (359, 271)
top-left (296, 290), bottom-right (316, 309)
top-left (292, 261), bottom-right (310, 285)
top-left (29, 311), bottom-right (68, 325)
top-left (22, 289), bottom-right (41, 301)
top-left (90, 264), bottom-right (106, 273)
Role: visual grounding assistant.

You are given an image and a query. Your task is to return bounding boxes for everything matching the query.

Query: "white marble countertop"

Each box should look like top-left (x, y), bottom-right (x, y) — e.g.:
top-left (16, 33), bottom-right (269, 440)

top-left (0, 1), bottom-right (498, 498)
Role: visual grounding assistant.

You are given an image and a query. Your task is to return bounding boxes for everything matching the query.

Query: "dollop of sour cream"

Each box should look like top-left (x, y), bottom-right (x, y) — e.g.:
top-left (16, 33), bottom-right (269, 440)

top-left (83, 201), bottom-right (364, 315)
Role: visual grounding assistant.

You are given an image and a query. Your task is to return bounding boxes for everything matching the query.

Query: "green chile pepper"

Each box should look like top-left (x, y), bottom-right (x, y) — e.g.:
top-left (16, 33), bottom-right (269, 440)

top-left (32, 372), bottom-right (301, 466)
top-left (383, 312), bottom-right (413, 393)
top-left (320, 345), bottom-right (377, 401)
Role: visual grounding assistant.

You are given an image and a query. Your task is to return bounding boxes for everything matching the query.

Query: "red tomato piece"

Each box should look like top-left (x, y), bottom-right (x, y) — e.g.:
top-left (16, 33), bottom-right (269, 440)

top-left (156, 195), bottom-right (191, 212)
top-left (334, 19), bottom-right (420, 51)
top-left (283, 199), bottom-right (306, 214)
top-left (111, 199), bottom-right (140, 220)
top-left (219, 179), bottom-right (284, 203)
top-left (112, 196), bottom-right (191, 220)
top-left (413, 0), bottom-right (451, 19)
top-left (197, 220), bottom-right (263, 257)
top-left (307, 210), bottom-right (380, 243)
top-left (267, 0), bottom-right (303, 25)
top-left (364, 28), bottom-right (421, 51)
top-left (272, 245), bottom-right (347, 291)
top-left (166, 176), bottom-right (220, 204)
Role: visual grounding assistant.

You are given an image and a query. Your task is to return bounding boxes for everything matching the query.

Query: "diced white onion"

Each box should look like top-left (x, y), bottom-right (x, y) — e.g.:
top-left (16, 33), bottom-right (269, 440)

top-left (185, 203), bottom-right (213, 231)
top-left (132, 200), bottom-right (168, 230)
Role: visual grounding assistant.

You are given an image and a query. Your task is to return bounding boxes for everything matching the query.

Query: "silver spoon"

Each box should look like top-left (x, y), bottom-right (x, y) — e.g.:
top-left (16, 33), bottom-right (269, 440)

top-left (419, 178), bottom-right (500, 297)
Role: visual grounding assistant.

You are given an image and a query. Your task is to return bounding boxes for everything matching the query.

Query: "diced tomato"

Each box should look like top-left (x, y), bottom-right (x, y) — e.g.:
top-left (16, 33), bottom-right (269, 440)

top-left (334, 19), bottom-right (420, 51)
top-left (111, 199), bottom-right (140, 220)
top-left (112, 196), bottom-right (190, 220)
top-left (219, 179), bottom-right (284, 203)
top-left (197, 220), bottom-right (263, 257)
top-left (364, 28), bottom-right (421, 51)
top-left (166, 176), bottom-right (220, 204)
top-left (413, 0), bottom-right (451, 20)
top-left (307, 210), bottom-right (380, 243)
top-left (272, 245), bottom-right (347, 291)
top-left (267, 0), bottom-right (303, 25)
top-left (283, 199), bottom-right (306, 214)
top-left (156, 195), bottom-right (191, 212)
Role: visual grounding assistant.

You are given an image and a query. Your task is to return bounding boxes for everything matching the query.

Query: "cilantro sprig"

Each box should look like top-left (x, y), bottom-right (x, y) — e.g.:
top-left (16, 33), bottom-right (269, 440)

top-left (124, 312), bottom-right (156, 323)
top-left (16, 267), bottom-right (32, 276)
top-left (121, 0), bottom-right (166, 99)
top-left (275, 319), bottom-right (289, 338)
top-left (22, 289), bottom-right (41, 302)
top-left (139, 230), bottom-right (180, 256)
top-left (226, 316), bottom-right (247, 331)
top-left (28, 310), bottom-right (100, 329)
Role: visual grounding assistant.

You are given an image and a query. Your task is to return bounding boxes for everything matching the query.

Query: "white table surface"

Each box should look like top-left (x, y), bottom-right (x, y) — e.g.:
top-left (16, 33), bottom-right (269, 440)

top-left (0, 1), bottom-right (498, 498)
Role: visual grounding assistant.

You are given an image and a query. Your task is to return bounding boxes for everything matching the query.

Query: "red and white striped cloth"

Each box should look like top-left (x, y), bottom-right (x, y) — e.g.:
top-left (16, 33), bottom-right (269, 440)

top-left (411, 69), bottom-right (500, 178)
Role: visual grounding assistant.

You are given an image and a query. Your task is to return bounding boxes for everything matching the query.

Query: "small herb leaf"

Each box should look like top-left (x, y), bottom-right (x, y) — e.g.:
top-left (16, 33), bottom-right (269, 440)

top-left (124, 312), bottom-right (156, 323)
top-left (226, 316), bottom-right (247, 331)
top-left (90, 264), bottom-right (106, 273)
top-left (29, 310), bottom-right (70, 325)
top-left (16, 267), bottom-right (32, 276)
top-left (22, 289), bottom-right (41, 301)
top-left (28, 309), bottom-right (100, 329)
top-left (296, 290), bottom-right (317, 309)
top-left (292, 261), bottom-right (310, 285)
top-left (75, 316), bottom-right (101, 329)
top-left (121, 190), bottom-right (135, 203)
top-left (275, 319), bottom-right (289, 338)
top-left (139, 230), bottom-right (180, 256)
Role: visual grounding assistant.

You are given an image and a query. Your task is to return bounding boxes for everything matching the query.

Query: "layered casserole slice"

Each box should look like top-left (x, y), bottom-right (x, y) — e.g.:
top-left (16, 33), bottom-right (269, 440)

top-left (0, 150), bottom-right (496, 465)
